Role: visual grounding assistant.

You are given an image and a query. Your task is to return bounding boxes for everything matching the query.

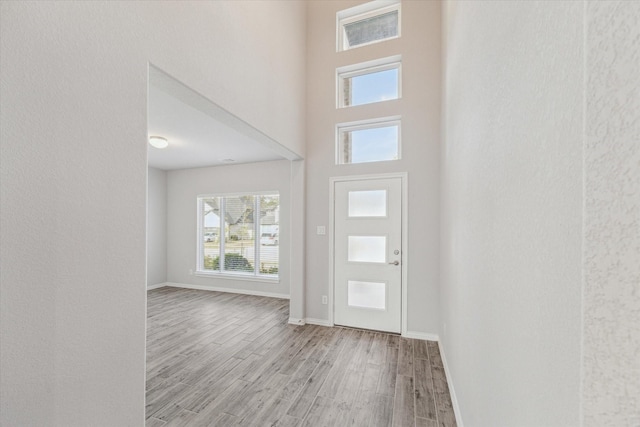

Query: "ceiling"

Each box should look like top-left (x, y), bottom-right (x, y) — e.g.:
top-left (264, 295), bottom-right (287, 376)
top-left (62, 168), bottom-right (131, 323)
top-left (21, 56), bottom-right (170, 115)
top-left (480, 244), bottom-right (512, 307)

top-left (147, 66), bottom-right (300, 170)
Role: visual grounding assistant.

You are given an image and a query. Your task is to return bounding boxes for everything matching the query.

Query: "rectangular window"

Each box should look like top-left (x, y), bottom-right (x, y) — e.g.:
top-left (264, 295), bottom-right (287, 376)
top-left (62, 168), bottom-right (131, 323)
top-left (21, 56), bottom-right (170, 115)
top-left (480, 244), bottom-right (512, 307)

top-left (337, 117), bottom-right (401, 165)
top-left (337, 1), bottom-right (401, 52)
top-left (338, 60), bottom-right (401, 108)
top-left (198, 193), bottom-right (279, 279)
top-left (202, 198), bottom-right (222, 271)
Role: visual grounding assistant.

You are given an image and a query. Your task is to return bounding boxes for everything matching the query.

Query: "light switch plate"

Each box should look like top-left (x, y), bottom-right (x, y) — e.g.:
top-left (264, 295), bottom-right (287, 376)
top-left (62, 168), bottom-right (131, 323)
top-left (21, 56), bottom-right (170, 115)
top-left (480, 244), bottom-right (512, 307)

top-left (317, 226), bottom-right (326, 235)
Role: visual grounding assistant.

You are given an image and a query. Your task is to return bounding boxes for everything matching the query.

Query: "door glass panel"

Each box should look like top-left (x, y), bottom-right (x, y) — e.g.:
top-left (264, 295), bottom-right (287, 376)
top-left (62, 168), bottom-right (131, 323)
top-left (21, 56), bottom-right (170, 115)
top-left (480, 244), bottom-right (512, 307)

top-left (348, 236), bottom-right (386, 263)
top-left (348, 190), bottom-right (387, 217)
top-left (348, 280), bottom-right (386, 309)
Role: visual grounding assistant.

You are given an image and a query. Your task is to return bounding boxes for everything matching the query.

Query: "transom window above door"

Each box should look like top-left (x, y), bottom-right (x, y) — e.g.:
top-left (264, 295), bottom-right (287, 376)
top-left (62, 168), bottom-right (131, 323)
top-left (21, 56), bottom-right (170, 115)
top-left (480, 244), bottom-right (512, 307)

top-left (336, 117), bottom-right (401, 165)
top-left (337, 1), bottom-right (401, 52)
top-left (337, 56), bottom-right (401, 108)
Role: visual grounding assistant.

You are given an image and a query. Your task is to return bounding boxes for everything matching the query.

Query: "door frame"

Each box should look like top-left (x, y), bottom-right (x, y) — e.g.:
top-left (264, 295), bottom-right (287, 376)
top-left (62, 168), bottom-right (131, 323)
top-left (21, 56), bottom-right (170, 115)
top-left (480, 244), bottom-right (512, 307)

top-left (328, 172), bottom-right (409, 335)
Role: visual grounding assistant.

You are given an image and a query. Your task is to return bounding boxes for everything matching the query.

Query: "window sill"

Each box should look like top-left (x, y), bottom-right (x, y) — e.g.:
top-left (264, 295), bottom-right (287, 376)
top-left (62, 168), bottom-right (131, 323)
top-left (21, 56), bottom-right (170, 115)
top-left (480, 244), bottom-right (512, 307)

top-left (195, 271), bottom-right (280, 284)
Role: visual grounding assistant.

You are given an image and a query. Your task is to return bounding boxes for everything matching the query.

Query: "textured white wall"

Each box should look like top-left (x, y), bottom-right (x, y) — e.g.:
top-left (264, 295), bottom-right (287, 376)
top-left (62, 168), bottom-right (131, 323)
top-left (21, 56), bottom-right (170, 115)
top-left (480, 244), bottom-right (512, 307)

top-left (166, 160), bottom-right (291, 297)
top-left (441, 1), bottom-right (583, 425)
top-left (583, 2), bottom-right (640, 425)
top-left (305, 0), bottom-right (441, 333)
top-left (147, 167), bottom-right (167, 287)
top-left (0, 1), bottom-right (306, 425)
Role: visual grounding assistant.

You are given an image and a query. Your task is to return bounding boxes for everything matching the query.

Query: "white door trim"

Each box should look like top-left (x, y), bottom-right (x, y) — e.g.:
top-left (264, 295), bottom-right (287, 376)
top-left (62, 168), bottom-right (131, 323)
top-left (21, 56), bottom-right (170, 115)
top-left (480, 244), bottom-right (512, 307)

top-left (328, 172), bottom-right (409, 335)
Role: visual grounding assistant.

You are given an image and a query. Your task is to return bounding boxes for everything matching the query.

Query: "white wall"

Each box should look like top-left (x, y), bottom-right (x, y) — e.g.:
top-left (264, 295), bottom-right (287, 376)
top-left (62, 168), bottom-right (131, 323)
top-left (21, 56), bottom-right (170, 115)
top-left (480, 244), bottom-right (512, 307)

top-left (166, 160), bottom-right (291, 297)
top-left (583, 2), bottom-right (640, 425)
top-left (147, 167), bottom-right (167, 287)
top-left (305, 0), bottom-right (441, 334)
top-left (441, 1), bottom-right (583, 425)
top-left (0, 1), bottom-right (306, 425)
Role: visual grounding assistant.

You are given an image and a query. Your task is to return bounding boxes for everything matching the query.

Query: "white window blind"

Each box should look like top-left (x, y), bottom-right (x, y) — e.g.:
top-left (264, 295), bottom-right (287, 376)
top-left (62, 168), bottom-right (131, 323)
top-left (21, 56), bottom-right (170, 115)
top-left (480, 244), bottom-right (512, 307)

top-left (338, 2), bottom-right (401, 51)
top-left (198, 193), bottom-right (279, 279)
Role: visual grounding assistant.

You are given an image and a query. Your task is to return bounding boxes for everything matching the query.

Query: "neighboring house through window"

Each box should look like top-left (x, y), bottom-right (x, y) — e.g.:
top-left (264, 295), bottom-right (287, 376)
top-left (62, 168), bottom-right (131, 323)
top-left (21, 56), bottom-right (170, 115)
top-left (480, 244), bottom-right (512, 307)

top-left (197, 193), bottom-right (279, 279)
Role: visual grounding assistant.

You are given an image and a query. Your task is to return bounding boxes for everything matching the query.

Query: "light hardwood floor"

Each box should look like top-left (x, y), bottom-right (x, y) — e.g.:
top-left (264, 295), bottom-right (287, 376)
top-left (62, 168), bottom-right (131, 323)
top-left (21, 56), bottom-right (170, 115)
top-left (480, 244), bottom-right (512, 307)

top-left (146, 287), bottom-right (457, 427)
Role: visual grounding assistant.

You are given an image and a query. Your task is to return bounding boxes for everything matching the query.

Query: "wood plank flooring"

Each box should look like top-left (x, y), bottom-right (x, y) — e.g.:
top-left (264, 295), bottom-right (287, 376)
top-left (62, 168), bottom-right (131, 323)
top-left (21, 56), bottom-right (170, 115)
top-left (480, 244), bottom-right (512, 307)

top-left (146, 287), bottom-right (457, 427)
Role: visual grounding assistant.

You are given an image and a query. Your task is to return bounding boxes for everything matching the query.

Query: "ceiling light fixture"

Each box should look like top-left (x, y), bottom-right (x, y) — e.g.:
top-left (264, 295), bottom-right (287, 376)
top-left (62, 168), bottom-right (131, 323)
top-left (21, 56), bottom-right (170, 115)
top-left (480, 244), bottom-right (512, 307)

top-left (149, 136), bottom-right (169, 149)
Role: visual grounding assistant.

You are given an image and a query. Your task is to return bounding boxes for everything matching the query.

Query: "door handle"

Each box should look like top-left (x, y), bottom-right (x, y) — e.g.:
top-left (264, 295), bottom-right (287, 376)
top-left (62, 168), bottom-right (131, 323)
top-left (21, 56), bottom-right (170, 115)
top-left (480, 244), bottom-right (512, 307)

top-left (388, 260), bottom-right (400, 266)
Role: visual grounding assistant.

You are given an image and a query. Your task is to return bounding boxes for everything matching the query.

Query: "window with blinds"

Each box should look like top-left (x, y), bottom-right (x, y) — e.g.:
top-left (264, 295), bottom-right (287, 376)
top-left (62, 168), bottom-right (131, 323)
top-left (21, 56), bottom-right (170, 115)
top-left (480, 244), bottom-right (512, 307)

top-left (337, 2), bottom-right (401, 52)
top-left (198, 193), bottom-right (279, 279)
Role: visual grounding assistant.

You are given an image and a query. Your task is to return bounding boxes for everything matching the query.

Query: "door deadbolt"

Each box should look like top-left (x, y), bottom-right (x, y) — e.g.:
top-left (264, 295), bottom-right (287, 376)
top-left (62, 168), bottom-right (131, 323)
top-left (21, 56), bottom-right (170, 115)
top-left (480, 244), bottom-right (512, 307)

top-left (394, 250), bottom-right (400, 255)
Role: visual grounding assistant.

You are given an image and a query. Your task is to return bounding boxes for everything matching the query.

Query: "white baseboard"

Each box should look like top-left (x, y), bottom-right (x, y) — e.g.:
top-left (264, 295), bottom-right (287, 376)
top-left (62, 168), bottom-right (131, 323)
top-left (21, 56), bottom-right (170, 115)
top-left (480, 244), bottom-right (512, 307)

top-left (285, 321), bottom-right (431, 331)
top-left (147, 282), bottom-right (168, 290)
top-left (288, 317), bottom-right (334, 327)
top-left (403, 331), bottom-right (440, 341)
top-left (438, 340), bottom-right (464, 427)
top-left (164, 282), bottom-right (290, 300)
top-left (305, 318), bottom-right (333, 327)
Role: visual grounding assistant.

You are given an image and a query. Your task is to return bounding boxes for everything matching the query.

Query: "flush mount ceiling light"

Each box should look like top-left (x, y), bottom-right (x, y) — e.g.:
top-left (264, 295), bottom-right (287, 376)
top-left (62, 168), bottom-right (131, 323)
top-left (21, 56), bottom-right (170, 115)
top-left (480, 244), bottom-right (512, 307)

top-left (149, 136), bottom-right (169, 149)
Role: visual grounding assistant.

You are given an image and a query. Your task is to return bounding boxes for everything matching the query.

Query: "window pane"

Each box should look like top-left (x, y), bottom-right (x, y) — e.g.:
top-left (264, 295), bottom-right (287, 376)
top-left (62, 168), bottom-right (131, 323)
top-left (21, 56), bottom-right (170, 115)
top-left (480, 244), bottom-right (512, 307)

top-left (348, 236), bottom-right (386, 263)
top-left (348, 280), bottom-right (386, 310)
top-left (342, 67), bottom-right (398, 107)
top-left (344, 10), bottom-right (398, 49)
top-left (224, 195), bottom-right (255, 273)
top-left (202, 198), bottom-right (221, 271)
top-left (348, 190), bottom-right (387, 217)
top-left (259, 194), bottom-right (280, 276)
top-left (198, 193), bottom-right (279, 278)
top-left (339, 123), bottom-right (399, 164)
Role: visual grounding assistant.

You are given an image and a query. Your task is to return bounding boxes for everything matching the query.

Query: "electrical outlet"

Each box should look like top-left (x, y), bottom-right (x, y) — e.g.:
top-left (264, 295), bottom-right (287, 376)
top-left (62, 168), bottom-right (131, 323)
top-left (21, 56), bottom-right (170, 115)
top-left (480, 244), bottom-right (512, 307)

top-left (317, 226), bottom-right (326, 235)
top-left (322, 295), bottom-right (328, 305)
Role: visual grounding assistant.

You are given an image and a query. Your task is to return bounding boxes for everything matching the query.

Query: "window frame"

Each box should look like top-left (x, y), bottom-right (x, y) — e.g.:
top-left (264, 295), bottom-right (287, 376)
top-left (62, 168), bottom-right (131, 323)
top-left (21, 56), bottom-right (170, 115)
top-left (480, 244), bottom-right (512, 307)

top-left (336, 116), bottom-right (402, 165)
top-left (337, 1), bottom-right (401, 52)
top-left (196, 191), bottom-right (280, 282)
top-left (337, 57), bottom-right (402, 108)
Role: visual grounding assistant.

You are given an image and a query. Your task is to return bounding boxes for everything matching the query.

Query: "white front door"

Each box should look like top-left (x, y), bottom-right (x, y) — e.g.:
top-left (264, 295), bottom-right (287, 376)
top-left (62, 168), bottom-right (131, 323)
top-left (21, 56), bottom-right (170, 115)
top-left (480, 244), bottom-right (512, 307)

top-left (334, 177), bottom-right (402, 333)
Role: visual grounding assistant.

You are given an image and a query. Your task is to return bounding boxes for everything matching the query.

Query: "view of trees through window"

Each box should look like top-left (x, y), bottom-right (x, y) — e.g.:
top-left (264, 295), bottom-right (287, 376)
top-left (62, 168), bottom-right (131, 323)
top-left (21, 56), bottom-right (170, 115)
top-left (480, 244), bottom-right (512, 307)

top-left (199, 194), bottom-right (279, 278)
